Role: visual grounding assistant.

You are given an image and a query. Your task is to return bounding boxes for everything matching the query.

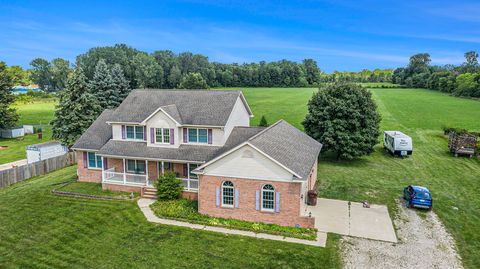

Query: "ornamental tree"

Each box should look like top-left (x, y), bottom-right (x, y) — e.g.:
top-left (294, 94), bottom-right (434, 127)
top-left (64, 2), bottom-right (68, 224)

top-left (51, 66), bottom-right (102, 146)
top-left (156, 172), bottom-right (183, 200)
top-left (0, 62), bottom-right (19, 129)
top-left (178, 72), bottom-right (209, 89)
top-left (302, 83), bottom-right (381, 160)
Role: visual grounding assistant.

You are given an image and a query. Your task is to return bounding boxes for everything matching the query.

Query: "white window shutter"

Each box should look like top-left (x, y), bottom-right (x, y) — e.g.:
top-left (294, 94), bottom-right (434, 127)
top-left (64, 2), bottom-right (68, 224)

top-left (275, 192), bottom-right (280, 213)
top-left (216, 187), bottom-right (220, 207)
top-left (234, 189), bottom-right (239, 208)
top-left (255, 190), bottom-right (260, 210)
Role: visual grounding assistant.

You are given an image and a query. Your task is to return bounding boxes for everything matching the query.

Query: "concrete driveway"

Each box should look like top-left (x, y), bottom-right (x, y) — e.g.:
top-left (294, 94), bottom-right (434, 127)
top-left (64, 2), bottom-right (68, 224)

top-left (307, 198), bottom-right (397, 243)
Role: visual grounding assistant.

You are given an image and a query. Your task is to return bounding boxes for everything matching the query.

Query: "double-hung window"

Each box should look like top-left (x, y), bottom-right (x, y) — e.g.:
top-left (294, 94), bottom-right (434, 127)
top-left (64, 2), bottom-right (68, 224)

top-left (261, 184), bottom-right (275, 211)
top-left (188, 128), bottom-right (208, 144)
top-left (126, 126), bottom-right (144, 140)
top-left (155, 128), bottom-right (170, 144)
top-left (87, 152), bottom-right (102, 169)
top-left (188, 163), bottom-right (199, 179)
top-left (126, 159), bottom-right (146, 174)
top-left (222, 181), bottom-right (234, 207)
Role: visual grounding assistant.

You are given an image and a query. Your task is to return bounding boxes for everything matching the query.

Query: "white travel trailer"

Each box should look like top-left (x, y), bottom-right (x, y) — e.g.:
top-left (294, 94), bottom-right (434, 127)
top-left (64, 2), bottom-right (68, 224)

top-left (384, 131), bottom-right (413, 157)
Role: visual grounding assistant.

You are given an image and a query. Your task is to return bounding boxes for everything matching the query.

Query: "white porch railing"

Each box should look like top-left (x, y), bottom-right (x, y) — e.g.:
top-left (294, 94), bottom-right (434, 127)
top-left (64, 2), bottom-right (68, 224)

top-left (103, 168), bottom-right (148, 186)
top-left (181, 178), bottom-right (199, 192)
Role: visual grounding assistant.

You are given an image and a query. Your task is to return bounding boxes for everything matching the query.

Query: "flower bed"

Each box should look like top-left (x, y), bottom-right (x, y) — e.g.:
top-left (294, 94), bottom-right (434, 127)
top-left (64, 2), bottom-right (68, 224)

top-left (150, 199), bottom-right (317, 240)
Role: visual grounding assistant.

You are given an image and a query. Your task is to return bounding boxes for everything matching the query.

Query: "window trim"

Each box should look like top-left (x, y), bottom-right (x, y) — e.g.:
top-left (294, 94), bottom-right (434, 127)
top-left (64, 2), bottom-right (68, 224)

top-left (125, 125), bottom-right (144, 141)
top-left (126, 159), bottom-right (146, 174)
top-left (187, 128), bottom-right (208, 144)
top-left (87, 152), bottom-right (102, 170)
top-left (155, 128), bottom-right (170, 144)
top-left (261, 184), bottom-right (275, 212)
top-left (221, 181), bottom-right (235, 208)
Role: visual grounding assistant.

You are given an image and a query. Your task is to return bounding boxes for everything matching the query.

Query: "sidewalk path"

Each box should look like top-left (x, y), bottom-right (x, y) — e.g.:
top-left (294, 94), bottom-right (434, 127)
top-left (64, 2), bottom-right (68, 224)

top-left (0, 159), bottom-right (27, 172)
top-left (138, 198), bottom-right (327, 247)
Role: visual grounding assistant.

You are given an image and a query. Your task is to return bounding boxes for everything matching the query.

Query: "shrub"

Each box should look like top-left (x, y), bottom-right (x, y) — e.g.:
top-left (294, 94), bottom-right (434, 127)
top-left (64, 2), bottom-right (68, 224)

top-left (258, 115), bottom-right (269, 127)
top-left (155, 172), bottom-right (183, 200)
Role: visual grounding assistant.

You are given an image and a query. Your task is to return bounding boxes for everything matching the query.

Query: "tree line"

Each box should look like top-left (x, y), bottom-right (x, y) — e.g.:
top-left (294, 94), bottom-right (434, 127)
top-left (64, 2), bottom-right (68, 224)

top-left (392, 51), bottom-right (480, 98)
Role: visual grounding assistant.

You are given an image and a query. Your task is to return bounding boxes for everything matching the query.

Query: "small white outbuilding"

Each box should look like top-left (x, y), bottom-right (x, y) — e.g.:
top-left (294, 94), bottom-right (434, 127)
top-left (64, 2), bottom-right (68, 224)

top-left (0, 126), bottom-right (24, 138)
top-left (383, 131), bottom-right (413, 157)
top-left (26, 141), bottom-right (68, 164)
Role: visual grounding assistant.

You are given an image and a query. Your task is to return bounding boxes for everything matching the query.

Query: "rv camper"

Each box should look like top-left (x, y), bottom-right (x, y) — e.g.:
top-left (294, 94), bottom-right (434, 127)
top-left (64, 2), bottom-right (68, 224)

top-left (384, 131), bottom-right (413, 157)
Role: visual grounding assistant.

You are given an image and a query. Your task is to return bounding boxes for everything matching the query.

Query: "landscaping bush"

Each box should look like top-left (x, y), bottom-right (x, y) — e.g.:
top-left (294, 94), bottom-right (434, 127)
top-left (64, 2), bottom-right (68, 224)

top-left (150, 199), bottom-right (318, 240)
top-left (155, 172), bottom-right (183, 200)
top-left (258, 115), bottom-right (269, 127)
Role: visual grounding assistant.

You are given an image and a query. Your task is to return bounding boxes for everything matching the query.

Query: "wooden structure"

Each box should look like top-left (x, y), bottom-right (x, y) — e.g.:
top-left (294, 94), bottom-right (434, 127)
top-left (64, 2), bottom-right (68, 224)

top-left (448, 132), bottom-right (477, 157)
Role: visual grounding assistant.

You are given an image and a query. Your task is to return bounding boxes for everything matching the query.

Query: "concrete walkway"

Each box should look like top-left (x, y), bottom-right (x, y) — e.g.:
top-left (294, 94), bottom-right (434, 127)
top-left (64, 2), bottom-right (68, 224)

top-left (0, 159), bottom-right (27, 171)
top-left (137, 198), bottom-right (327, 247)
top-left (307, 198), bottom-right (397, 243)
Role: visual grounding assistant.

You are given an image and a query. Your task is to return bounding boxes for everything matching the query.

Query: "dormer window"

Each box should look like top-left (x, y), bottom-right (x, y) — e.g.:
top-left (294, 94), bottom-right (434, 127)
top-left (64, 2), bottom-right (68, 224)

top-left (155, 128), bottom-right (170, 144)
top-left (125, 125), bottom-right (144, 141)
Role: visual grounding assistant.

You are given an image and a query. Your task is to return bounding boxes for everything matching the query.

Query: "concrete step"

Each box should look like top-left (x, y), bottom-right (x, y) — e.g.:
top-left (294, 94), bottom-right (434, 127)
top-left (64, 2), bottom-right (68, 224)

top-left (143, 193), bottom-right (157, 198)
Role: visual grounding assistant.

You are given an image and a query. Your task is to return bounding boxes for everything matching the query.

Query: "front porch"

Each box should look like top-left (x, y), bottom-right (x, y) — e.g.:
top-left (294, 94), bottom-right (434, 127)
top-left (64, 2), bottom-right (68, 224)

top-left (101, 157), bottom-right (200, 192)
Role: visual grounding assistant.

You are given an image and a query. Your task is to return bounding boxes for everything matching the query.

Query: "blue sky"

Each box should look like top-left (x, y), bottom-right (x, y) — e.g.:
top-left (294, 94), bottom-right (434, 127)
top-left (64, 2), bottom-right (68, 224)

top-left (1, 0), bottom-right (479, 72)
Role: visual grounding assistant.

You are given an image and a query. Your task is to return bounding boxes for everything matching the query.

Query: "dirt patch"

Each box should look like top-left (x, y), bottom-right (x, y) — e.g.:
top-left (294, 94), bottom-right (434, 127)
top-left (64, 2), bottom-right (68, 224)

top-left (0, 146), bottom-right (8, 150)
top-left (341, 200), bottom-right (463, 269)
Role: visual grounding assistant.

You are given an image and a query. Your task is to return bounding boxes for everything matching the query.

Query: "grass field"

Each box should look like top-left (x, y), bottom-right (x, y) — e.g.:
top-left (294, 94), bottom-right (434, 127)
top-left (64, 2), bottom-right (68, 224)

top-left (2, 87), bottom-right (480, 268)
top-left (0, 166), bottom-right (341, 268)
top-left (0, 100), bottom-right (56, 164)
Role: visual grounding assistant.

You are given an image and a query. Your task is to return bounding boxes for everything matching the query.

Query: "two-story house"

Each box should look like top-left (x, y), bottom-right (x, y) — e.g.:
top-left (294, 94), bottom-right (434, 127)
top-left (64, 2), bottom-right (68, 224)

top-left (72, 90), bottom-right (322, 228)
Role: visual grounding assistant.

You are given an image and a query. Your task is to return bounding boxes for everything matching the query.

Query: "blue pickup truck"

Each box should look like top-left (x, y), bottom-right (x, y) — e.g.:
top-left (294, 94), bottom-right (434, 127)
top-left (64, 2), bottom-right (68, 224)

top-left (403, 185), bottom-right (433, 210)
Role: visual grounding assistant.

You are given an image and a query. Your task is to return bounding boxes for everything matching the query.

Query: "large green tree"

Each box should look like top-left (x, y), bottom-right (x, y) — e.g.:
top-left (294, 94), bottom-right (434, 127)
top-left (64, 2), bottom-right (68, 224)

top-left (51, 66), bottom-right (102, 145)
top-left (132, 53), bottom-right (164, 88)
top-left (111, 64), bottom-right (130, 102)
top-left (89, 59), bottom-right (116, 109)
top-left (6, 65), bottom-right (32, 86)
top-left (0, 62), bottom-right (19, 129)
top-left (30, 58), bottom-right (52, 92)
top-left (178, 72), bottom-right (209, 89)
top-left (51, 58), bottom-right (71, 91)
top-left (303, 83), bottom-right (381, 160)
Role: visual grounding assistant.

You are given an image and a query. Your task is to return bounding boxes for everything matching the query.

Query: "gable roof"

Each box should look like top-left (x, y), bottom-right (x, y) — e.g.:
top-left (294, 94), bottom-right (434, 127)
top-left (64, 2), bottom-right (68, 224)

top-left (108, 89), bottom-right (252, 126)
top-left (72, 109), bottom-right (115, 151)
top-left (197, 120), bottom-right (322, 179)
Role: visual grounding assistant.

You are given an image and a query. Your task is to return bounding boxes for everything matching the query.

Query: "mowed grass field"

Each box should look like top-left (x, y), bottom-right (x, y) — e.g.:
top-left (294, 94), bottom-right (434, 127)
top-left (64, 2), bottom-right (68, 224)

top-left (1, 87), bottom-right (480, 268)
top-left (235, 87), bottom-right (480, 268)
top-left (0, 100), bottom-right (56, 164)
top-left (0, 166), bottom-right (341, 268)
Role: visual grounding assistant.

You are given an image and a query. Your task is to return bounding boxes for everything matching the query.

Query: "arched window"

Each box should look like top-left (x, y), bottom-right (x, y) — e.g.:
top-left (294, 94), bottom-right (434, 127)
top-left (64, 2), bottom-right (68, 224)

top-left (222, 181), bottom-right (234, 207)
top-left (261, 184), bottom-right (275, 211)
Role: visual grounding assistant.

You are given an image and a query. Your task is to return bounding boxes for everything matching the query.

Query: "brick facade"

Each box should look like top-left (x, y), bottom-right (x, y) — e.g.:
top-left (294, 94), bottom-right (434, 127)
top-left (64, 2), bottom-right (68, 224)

top-left (103, 183), bottom-right (143, 193)
top-left (76, 151), bottom-right (102, 183)
top-left (198, 175), bottom-right (315, 228)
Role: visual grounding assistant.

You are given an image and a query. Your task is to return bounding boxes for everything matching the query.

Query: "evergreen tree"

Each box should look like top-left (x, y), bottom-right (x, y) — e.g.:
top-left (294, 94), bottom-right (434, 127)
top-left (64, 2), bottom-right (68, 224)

top-left (89, 59), bottom-right (116, 109)
top-left (0, 62), bottom-right (19, 129)
top-left (259, 115), bottom-right (269, 127)
top-left (111, 64), bottom-right (130, 104)
top-left (51, 66), bottom-right (102, 146)
top-left (168, 65), bottom-right (182, 88)
top-left (178, 72), bottom-right (209, 89)
top-left (303, 83), bottom-right (381, 160)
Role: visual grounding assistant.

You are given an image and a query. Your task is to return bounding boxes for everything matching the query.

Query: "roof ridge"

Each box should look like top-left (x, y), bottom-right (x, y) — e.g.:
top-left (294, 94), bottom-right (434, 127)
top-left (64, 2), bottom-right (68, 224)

top-left (247, 119), bottom-right (285, 141)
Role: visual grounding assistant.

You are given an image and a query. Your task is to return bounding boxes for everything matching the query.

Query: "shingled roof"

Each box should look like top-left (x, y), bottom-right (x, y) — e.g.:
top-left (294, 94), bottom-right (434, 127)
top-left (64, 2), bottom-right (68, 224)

top-left (248, 120), bottom-right (322, 179)
top-left (72, 109), bottom-right (115, 151)
top-left (107, 89), bottom-right (252, 126)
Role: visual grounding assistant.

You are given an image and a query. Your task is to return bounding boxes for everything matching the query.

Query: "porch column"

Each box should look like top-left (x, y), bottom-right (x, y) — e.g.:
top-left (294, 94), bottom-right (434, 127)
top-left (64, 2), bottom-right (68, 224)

top-left (101, 156), bottom-right (105, 183)
top-left (123, 158), bottom-right (126, 184)
top-left (161, 161), bottom-right (164, 174)
top-left (146, 160), bottom-right (149, 186)
top-left (187, 163), bottom-right (190, 190)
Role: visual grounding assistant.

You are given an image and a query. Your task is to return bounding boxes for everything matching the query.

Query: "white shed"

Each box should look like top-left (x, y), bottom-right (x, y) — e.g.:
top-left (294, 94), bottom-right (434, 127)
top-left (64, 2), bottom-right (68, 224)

top-left (0, 127), bottom-right (25, 138)
top-left (26, 141), bottom-right (68, 163)
top-left (23, 125), bottom-right (34, 134)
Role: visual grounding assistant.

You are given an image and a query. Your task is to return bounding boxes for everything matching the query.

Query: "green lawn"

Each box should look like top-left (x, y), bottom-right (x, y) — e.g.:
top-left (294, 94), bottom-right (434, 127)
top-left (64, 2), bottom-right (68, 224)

top-left (225, 87), bottom-right (480, 268)
top-left (57, 181), bottom-right (139, 198)
top-left (0, 166), bottom-right (341, 268)
top-left (0, 100), bottom-right (56, 164)
top-left (2, 87), bottom-right (480, 268)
